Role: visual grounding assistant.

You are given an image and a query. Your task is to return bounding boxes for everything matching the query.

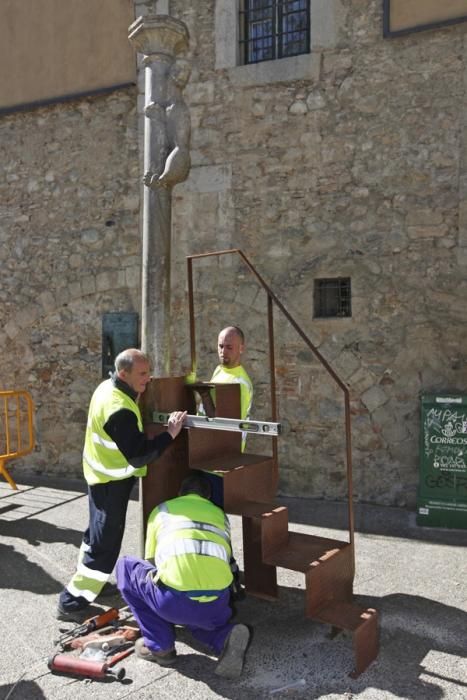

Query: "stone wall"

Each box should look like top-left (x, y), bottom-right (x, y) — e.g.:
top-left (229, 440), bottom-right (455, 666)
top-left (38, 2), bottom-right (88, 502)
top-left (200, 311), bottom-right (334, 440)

top-left (0, 88), bottom-right (141, 475)
top-left (3, 0), bottom-right (467, 509)
top-left (160, 0), bottom-right (467, 506)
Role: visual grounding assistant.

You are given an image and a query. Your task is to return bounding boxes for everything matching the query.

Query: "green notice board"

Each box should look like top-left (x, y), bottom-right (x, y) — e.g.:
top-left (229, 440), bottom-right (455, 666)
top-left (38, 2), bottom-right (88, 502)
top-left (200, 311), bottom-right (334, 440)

top-left (417, 394), bottom-right (467, 529)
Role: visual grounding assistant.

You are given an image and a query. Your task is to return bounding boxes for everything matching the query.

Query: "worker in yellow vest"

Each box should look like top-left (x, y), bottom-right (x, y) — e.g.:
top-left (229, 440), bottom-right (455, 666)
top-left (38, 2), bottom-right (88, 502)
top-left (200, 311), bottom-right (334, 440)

top-left (57, 348), bottom-right (186, 621)
top-left (116, 470), bottom-right (251, 679)
top-left (197, 325), bottom-right (253, 506)
top-left (211, 326), bottom-right (253, 449)
top-left (194, 326), bottom-right (252, 601)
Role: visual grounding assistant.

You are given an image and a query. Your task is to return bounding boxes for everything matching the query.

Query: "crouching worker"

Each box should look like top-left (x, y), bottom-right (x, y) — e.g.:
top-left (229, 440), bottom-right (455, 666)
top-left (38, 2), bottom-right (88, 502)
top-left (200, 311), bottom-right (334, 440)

top-left (116, 471), bottom-right (251, 679)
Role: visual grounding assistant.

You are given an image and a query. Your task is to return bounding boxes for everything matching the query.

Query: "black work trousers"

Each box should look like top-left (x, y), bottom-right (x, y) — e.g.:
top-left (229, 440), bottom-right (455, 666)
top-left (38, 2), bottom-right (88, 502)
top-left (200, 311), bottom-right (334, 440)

top-left (59, 476), bottom-right (136, 611)
top-left (83, 476), bottom-right (136, 573)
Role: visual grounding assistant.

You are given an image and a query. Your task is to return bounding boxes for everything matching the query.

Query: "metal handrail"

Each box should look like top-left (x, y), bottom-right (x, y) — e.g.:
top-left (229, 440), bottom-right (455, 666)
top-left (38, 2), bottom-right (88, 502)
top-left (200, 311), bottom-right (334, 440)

top-left (186, 249), bottom-right (355, 548)
top-left (0, 390), bottom-right (35, 490)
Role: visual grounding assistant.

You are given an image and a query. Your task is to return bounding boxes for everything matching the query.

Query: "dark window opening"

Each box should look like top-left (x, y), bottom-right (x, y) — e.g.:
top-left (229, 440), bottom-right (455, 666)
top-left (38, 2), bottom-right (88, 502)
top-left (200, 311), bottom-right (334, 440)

top-left (314, 278), bottom-right (352, 318)
top-left (240, 0), bottom-right (310, 65)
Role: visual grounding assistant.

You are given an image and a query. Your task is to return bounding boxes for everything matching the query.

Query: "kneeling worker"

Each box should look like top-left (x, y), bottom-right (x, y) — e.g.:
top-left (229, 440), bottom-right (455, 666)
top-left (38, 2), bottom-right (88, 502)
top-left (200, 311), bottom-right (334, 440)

top-left (116, 471), bottom-right (251, 679)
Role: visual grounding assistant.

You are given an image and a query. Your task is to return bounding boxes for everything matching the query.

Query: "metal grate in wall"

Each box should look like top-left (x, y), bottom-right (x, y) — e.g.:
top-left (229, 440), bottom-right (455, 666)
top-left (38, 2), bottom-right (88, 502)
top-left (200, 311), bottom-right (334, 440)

top-left (314, 278), bottom-right (352, 318)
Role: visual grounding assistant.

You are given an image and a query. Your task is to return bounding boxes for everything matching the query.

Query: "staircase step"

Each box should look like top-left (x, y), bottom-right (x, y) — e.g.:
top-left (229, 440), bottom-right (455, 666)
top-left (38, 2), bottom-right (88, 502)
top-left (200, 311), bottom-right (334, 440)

top-left (313, 600), bottom-right (376, 631)
top-left (220, 455), bottom-right (277, 513)
top-left (313, 601), bottom-right (379, 678)
top-left (241, 503), bottom-right (287, 600)
top-left (263, 531), bottom-right (349, 573)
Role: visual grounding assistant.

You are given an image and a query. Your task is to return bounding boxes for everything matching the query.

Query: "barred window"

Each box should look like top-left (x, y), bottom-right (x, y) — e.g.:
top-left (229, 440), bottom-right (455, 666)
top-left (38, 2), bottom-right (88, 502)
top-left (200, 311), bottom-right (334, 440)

top-left (240, 0), bottom-right (310, 65)
top-left (314, 278), bottom-right (352, 319)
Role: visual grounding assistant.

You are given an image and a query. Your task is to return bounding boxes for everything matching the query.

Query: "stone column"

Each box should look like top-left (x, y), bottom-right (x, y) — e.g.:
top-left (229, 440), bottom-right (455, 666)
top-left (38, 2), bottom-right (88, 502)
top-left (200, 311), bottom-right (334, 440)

top-left (128, 14), bottom-right (190, 375)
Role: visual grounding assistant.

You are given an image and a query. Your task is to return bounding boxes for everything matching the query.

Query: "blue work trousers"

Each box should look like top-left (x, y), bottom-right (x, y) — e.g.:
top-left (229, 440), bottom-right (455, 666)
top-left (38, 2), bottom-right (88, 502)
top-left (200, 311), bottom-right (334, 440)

top-left (116, 555), bottom-right (234, 655)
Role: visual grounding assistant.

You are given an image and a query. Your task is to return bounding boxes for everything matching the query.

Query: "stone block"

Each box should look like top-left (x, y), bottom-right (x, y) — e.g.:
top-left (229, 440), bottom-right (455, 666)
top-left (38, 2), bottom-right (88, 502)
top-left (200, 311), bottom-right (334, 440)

top-left (407, 225), bottom-right (448, 239)
top-left (406, 209), bottom-right (443, 226)
top-left (183, 164), bottom-right (232, 193)
top-left (80, 276), bottom-right (96, 295)
top-left (38, 290), bottom-right (56, 312)
top-left (187, 81), bottom-right (214, 104)
top-left (68, 281), bottom-right (82, 299)
top-left (333, 350), bottom-right (361, 380)
top-left (4, 319), bottom-right (19, 340)
top-left (361, 385), bottom-right (388, 413)
top-left (16, 305), bottom-right (40, 330)
top-left (96, 271), bottom-right (115, 292)
top-left (289, 101), bottom-right (308, 115)
top-left (125, 266), bottom-right (141, 288)
top-left (456, 247), bottom-right (467, 267)
top-left (318, 397), bottom-right (343, 420)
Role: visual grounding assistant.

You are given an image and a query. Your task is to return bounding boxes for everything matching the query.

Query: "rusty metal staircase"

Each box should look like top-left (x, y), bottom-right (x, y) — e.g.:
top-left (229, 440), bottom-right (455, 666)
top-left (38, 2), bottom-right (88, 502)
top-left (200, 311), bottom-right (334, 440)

top-left (239, 499), bottom-right (378, 678)
top-left (140, 249), bottom-right (379, 678)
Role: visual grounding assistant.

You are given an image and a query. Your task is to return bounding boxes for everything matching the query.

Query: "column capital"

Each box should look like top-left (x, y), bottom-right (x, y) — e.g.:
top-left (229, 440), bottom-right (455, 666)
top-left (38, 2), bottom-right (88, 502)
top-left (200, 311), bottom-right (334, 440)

top-left (128, 14), bottom-right (189, 58)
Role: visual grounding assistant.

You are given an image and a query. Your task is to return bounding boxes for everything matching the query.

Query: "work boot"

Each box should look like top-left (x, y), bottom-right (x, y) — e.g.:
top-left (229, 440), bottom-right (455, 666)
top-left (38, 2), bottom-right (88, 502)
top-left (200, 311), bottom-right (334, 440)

top-left (56, 600), bottom-right (108, 624)
top-left (215, 624), bottom-right (251, 679)
top-left (56, 603), bottom-right (92, 624)
top-left (134, 638), bottom-right (177, 666)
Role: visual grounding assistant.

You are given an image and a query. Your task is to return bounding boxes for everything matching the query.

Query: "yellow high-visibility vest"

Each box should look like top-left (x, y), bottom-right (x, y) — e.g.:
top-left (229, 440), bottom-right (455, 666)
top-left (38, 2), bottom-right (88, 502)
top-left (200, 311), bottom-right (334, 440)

top-left (145, 493), bottom-right (233, 602)
top-left (83, 379), bottom-right (147, 485)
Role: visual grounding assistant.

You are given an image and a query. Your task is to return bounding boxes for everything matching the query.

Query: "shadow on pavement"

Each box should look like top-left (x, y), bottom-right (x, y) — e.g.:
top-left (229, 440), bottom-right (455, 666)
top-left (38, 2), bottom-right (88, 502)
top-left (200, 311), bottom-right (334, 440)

top-left (281, 495), bottom-right (467, 547)
top-left (230, 587), bottom-right (466, 699)
top-left (0, 680), bottom-right (46, 700)
top-left (0, 518), bottom-right (82, 548)
top-left (0, 540), bottom-right (62, 594)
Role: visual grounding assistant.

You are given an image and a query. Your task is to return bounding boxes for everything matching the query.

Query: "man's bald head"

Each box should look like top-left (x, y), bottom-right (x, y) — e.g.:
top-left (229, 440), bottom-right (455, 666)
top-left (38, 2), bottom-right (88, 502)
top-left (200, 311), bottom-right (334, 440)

top-left (217, 327), bottom-right (245, 368)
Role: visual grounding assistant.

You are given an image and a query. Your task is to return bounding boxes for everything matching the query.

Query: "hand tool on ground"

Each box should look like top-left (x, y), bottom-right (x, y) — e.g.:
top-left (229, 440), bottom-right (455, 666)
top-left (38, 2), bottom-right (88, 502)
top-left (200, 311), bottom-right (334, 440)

top-left (80, 639), bottom-right (135, 659)
top-left (106, 643), bottom-right (135, 667)
top-left (80, 640), bottom-right (135, 665)
top-left (69, 626), bottom-right (140, 651)
top-left (54, 607), bottom-right (120, 648)
top-left (47, 652), bottom-right (126, 681)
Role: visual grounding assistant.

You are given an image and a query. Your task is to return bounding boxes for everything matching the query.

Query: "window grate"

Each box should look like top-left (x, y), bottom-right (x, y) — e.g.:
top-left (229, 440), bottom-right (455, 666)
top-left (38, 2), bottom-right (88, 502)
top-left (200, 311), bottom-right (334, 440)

top-left (314, 278), bottom-right (352, 318)
top-left (240, 0), bottom-right (310, 65)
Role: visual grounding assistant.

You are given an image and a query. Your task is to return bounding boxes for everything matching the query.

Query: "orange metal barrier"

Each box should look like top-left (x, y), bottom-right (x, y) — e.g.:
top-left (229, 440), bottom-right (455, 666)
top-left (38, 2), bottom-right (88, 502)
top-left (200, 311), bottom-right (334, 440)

top-left (0, 390), bottom-right (35, 490)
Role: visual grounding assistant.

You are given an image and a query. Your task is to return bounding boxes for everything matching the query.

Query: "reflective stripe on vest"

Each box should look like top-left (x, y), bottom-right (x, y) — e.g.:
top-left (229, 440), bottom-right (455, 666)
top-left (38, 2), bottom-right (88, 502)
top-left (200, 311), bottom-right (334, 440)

top-left (156, 511), bottom-right (231, 547)
top-left (83, 453), bottom-right (140, 480)
top-left (155, 537), bottom-right (230, 568)
top-left (91, 432), bottom-right (119, 450)
top-left (157, 502), bottom-right (231, 536)
top-left (154, 503), bottom-right (230, 566)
